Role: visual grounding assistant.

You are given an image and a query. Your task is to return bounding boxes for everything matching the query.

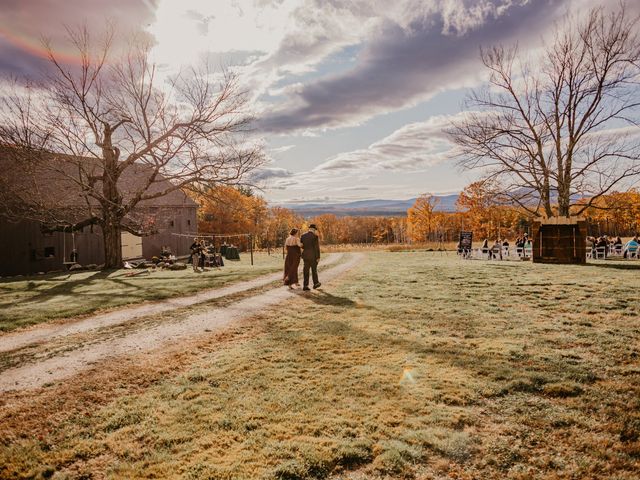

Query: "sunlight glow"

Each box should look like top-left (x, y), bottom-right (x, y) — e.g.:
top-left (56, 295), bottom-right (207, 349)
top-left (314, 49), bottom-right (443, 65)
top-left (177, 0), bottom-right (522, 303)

top-left (399, 367), bottom-right (416, 385)
top-left (148, 0), bottom-right (302, 68)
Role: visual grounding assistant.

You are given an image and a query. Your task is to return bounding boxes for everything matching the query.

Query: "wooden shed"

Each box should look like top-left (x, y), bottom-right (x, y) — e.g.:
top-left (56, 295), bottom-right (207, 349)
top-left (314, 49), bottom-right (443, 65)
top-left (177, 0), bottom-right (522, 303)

top-left (531, 217), bottom-right (588, 264)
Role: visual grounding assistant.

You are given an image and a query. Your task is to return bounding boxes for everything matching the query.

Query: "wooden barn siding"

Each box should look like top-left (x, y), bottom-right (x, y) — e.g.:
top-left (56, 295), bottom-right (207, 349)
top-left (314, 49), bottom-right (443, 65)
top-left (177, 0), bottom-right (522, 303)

top-left (141, 206), bottom-right (198, 259)
top-left (0, 206), bottom-right (197, 276)
top-left (0, 218), bottom-right (104, 276)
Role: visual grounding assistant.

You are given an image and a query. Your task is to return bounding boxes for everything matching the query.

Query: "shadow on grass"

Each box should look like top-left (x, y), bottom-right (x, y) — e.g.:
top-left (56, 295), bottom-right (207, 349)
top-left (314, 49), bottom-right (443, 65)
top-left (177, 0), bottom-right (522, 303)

top-left (19, 269), bottom-right (145, 307)
top-left (588, 262), bottom-right (640, 271)
top-left (295, 290), bottom-right (358, 308)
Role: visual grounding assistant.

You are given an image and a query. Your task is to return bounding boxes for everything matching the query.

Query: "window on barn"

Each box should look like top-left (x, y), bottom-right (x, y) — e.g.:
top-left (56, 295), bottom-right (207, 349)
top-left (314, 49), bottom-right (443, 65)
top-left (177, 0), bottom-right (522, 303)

top-left (44, 247), bottom-right (55, 258)
top-left (169, 220), bottom-right (175, 227)
top-left (30, 249), bottom-right (37, 261)
top-left (187, 219), bottom-right (191, 226)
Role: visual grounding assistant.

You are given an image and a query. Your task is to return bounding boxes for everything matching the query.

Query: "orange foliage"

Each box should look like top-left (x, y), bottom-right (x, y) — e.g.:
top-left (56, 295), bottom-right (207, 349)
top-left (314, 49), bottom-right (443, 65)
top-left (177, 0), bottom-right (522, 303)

top-left (580, 189), bottom-right (640, 236)
top-left (456, 181), bottom-right (528, 240)
top-left (193, 186), bottom-right (268, 250)
top-left (407, 194), bottom-right (438, 242)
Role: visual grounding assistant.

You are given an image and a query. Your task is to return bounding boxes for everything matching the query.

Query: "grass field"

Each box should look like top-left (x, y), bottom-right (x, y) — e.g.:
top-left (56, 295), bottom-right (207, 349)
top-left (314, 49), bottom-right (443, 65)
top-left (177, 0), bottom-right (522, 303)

top-left (1, 252), bottom-right (639, 479)
top-left (0, 252), bottom-right (283, 332)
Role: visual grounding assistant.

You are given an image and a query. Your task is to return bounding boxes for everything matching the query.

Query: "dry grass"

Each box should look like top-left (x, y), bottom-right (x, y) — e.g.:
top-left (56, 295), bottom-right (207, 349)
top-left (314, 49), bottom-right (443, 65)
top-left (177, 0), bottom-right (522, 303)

top-left (320, 242), bottom-right (458, 253)
top-left (0, 252), bottom-right (283, 332)
top-left (1, 252), bottom-right (639, 479)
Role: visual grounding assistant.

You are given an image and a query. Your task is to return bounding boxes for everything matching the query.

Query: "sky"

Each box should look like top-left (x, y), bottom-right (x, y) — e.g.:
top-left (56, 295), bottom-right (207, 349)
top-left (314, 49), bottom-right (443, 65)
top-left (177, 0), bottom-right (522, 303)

top-left (1, 0), bottom-right (637, 205)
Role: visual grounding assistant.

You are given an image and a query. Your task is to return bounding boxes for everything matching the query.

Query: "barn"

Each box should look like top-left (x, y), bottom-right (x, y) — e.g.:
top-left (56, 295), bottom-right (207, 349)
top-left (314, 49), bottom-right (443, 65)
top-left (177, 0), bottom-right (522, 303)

top-left (0, 148), bottom-right (198, 276)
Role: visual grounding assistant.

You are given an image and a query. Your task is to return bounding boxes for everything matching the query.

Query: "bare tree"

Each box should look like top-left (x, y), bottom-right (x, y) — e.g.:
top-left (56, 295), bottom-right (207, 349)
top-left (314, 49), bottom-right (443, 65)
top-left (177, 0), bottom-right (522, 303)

top-left (0, 26), bottom-right (262, 268)
top-left (448, 4), bottom-right (640, 218)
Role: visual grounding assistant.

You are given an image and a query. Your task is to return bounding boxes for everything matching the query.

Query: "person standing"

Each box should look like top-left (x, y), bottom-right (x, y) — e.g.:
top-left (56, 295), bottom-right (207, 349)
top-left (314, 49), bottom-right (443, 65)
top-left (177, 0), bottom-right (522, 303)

top-left (300, 224), bottom-right (321, 291)
top-left (190, 239), bottom-right (203, 272)
top-left (283, 228), bottom-right (302, 289)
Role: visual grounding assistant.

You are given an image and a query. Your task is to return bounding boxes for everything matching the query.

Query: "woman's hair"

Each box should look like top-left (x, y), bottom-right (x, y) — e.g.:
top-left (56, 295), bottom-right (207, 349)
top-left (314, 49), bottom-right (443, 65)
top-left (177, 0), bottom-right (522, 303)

top-left (290, 228), bottom-right (298, 236)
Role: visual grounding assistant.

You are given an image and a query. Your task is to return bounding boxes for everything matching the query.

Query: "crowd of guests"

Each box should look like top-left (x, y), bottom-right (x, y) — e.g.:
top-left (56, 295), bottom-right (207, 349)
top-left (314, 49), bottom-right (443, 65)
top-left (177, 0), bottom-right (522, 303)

top-left (457, 234), bottom-right (532, 259)
top-left (587, 235), bottom-right (639, 258)
top-left (459, 232), bottom-right (640, 260)
top-left (188, 238), bottom-right (226, 272)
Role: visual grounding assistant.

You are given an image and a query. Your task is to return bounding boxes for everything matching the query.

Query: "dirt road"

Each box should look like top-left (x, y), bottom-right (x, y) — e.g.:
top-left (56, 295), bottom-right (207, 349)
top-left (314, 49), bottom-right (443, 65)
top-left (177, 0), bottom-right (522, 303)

top-left (0, 253), bottom-right (362, 392)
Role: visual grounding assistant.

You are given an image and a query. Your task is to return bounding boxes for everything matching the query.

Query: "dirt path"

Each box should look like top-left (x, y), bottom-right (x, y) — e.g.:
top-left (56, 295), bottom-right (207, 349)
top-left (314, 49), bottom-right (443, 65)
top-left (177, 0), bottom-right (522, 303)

top-left (0, 253), bottom-right (344, 354)
top-left (0, 253), bottom-right (362, 392)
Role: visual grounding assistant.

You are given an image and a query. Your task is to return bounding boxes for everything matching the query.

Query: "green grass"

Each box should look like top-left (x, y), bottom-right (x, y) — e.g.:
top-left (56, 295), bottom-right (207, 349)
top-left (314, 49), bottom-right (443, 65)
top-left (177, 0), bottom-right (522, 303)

top-left (0, 252), bottom-right (283, 332)
top-left (1, 252), bottom-right (639, 479)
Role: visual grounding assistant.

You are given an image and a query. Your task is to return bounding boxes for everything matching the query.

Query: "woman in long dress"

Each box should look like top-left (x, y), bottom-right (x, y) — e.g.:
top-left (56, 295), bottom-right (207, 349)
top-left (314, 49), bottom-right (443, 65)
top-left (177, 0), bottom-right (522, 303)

top-left (284, 228), bottom-right (302, 288)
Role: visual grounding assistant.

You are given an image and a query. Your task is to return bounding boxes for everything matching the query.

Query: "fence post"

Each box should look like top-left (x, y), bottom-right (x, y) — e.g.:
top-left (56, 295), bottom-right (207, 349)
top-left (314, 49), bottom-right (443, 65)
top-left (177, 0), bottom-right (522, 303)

top-left (250, 234), bottom-right (254, 266)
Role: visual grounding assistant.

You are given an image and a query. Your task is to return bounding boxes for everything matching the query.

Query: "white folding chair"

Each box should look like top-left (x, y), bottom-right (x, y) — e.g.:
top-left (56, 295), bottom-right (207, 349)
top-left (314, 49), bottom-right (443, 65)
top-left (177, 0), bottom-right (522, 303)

top-left (594, 246), bottom-right (606, 259)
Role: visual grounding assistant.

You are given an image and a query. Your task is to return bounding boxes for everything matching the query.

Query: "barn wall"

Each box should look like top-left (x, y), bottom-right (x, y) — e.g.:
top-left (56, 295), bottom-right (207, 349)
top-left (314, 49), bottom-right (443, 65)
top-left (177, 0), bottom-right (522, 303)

top-left (142, 206), bottom-right (197, 259)
top-left (0, 218), bottom-right (105, 276)
top-left (0, 205), bottom-right (197, 276)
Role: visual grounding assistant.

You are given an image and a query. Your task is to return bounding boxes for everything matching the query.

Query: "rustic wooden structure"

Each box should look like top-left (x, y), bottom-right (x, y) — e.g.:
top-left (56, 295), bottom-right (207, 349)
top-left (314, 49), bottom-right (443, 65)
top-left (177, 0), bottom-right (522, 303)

top-left (0, 154), bottom-right (198, 276)
top-left (531, 217), bottom-right (587, 264)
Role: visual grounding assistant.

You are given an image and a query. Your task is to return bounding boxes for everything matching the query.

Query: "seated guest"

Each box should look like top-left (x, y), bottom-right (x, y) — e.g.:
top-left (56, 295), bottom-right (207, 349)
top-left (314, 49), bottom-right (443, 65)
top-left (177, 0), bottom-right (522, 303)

top-left (623, 236), bottom-right (639, 258)
top-left (502, 239), bottom-right (509, 256)
top-left (586, 236), bottom-right (595, 253)
top-left (490, 239), bottom-right (502, 260)
top-left (596, 236), bottom-right (608, 257)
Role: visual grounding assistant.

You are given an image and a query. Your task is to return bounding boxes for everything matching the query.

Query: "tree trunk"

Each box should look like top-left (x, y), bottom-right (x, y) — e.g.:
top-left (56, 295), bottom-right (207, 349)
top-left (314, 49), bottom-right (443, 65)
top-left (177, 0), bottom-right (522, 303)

top-left (101, 124), bottom-right (123, 269)
top-left (557, 183), bottom-right (571, 217)
top-left (541, 176), bottom-right (553, 218)
top-left (102, 218), bottom-right (122, 269)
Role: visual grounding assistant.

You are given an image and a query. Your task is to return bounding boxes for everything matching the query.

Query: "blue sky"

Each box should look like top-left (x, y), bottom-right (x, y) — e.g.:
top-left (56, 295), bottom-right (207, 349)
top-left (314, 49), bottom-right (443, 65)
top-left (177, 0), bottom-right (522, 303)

top-left (1, 0), bottom-right (636, 204)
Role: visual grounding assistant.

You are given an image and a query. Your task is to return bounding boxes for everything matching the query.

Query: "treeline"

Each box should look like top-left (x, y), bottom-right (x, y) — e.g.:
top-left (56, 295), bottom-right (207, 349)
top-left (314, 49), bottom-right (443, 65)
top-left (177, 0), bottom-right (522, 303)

top-left (580, 190), bottom-right (640, 237)
top-left (191, 184), bottom-right (640, 249)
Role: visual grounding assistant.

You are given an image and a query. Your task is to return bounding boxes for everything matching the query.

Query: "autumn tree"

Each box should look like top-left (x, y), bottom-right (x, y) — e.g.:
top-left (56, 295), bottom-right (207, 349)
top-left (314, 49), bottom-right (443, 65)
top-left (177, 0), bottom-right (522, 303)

top-left (0, 26), bottom-right (262, 268)
top-left (581, 189), bottom-right (640, 235)
top-left (456, 181), bottom-right (493, 237)
top-left (457, 181), bottom-right (529, 239)
top-left (310, 214), bottom-right (345, 244)
top-left (263, 206), bottom-right (304, 249)
top-left (449, 5), bottom-right (640, 218)
top-left (196, 186), bottom-right (268, 243)
top-left (407, 194), bottom-right (439, 242)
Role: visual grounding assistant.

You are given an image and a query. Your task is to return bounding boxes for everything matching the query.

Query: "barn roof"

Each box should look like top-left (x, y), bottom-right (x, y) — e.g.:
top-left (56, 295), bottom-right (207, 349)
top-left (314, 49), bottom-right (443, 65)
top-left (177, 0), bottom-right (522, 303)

top-left (0, 145), bottom-right (198, 214)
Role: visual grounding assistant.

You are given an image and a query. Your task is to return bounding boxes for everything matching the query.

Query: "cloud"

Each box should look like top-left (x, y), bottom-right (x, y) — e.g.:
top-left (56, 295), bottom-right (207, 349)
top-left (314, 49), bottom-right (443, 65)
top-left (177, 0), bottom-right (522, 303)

top-left (311, 113), bottom-right (462, 174)
top-left (249, 166), bottom-right (295, 183)
top-left (0, 0), bottom-right (156, 76)
top-left (262, 110), bottom-right (484, 200)
top-left (258, 0), bottom-right (569, 133)
top-left (269, 145), bottom-right (296, 154)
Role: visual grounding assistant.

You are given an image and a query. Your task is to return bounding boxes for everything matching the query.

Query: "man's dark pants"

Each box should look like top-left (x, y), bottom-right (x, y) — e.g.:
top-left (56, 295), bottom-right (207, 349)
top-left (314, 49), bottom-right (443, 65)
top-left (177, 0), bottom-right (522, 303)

top-left (303, 259), bottom-right (319, 287)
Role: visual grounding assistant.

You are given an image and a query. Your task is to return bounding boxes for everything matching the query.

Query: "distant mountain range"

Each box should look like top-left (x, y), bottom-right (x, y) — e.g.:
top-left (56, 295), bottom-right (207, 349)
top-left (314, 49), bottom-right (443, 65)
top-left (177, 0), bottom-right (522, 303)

top-left (281, 194), bottom-right (459, 217)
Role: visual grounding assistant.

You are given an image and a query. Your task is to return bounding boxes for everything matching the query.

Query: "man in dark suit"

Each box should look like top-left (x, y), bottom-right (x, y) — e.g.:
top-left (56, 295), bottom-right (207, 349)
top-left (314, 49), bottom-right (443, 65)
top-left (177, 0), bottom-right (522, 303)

top-left (300, 224), bottom-right (321, 291)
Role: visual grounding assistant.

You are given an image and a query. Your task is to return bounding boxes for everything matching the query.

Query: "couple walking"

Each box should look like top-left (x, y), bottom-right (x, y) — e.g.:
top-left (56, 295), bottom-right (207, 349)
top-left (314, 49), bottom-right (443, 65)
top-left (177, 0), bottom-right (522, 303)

top-left (283, 224), bottom-right (321, 291)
